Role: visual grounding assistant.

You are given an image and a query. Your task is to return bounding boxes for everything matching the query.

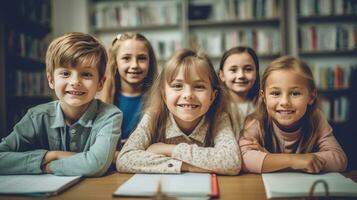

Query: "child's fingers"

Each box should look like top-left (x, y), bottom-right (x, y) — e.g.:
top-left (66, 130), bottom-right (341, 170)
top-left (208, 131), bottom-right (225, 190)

top-left (242, 144), bottom-right (265, 152)
top-left (314, 157), bottom-right (325, 171)
top-left (238, 139), bottom-right (254, 147)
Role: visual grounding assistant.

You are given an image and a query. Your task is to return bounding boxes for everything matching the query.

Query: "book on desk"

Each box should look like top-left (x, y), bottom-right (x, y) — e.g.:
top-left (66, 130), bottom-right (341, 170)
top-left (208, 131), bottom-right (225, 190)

top-left (262, 172), bottom-right (357, 199)
top-left (113, 172), bottom-right (219, 198)
top-left (0, 174), bottom-right (82, 197)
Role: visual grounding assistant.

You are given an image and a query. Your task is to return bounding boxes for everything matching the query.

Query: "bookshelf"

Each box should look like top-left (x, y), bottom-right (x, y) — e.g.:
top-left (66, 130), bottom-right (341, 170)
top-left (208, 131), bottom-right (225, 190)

top-left (188, 0), bottom-right (285, 70)
top-left (0, 0), bottom-right (53, 137)
top-left (294, 0), bottom-right (357, 169)
top-left (89, 0), bottom-right (185, 68)
top-left (88, 0), bottom-right (357, 168)
top-left (88, 0), bottom-right (286, 70)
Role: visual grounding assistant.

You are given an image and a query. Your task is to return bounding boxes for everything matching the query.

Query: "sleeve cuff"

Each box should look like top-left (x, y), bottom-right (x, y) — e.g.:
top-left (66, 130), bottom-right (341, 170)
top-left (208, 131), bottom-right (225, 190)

top-left (165, 159), bottom-right (182, 173)
top-left (27, 149), bottom-right (48, 174)
top-left (243, 151), bottom-right (267, 173)
top-left (49, 159), bottom-right (65, 175)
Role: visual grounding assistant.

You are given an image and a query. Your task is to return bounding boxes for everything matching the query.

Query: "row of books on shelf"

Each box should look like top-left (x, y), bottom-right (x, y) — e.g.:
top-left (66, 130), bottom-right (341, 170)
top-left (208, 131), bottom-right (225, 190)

top-left (6, 0), bottom-right (51, 26)
top-left (313, 63), bottom-right (356, 90)
top-left (7, 30), bottom-right (51, 61)
top-left (15, 70), bottom-right (51, 97)
top-left (150, 38), bottom-right (182, 60)
top-left (189, 0), bottom-right (278, 21)
top-left (299, 25), bottom-right (356, 52)
top-left (191, 29), bottom-right (280, 57)
top-left (320, 96), bottom-right (349, 123)
top-left (235, 0), bottom-right (278, 20)
top-left (298, 0), bottom-right (357, 17)
top-left (93, 1), bottom-right (180, 29)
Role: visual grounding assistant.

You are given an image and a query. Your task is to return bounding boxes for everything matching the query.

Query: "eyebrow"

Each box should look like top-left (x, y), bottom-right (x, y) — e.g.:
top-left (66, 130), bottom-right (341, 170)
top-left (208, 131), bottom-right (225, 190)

top-left (268, 86), bottom-right (302, 90)
top-left (228, 64), bottom-right (253, 68)
top-left (172, 79), bottom-right (208, 84)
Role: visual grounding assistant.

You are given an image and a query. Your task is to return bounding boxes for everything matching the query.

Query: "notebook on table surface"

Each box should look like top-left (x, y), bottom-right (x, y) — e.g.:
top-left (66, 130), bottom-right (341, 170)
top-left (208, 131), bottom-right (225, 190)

top-left (113, 172), bottom-right (219, 198)
top-left (0, 174), bottom-right (82, 197)
top-left (262, 172), bottom-right (357, 199)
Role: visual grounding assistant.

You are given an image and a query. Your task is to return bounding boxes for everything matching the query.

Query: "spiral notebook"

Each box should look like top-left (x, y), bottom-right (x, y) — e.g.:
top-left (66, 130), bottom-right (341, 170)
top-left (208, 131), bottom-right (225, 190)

top-left (0, 174), bottom-right (82, 197)
top-left (262, 172), bottom-right (357, 199)
top-left (113, 173), bottom-right (219, 198)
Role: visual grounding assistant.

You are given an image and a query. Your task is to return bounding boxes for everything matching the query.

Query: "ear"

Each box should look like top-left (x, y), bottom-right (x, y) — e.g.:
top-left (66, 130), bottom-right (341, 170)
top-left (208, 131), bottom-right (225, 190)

top-left (260, 89), bottom-right (265, 103)
top-left (97, 77), bottom-right (106, 92)
top-left (210, 89), bottom-right (218, 103)
top-left (308, 89), bottom-right (317, 105)
top-left (47, 73), bottom-right (55, 90)
top-left (218, 70), bottom-right (225, 82)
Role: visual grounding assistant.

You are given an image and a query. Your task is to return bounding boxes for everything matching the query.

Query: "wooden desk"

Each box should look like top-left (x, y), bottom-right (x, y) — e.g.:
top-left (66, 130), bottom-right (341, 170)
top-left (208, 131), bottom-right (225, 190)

top-left (1, 171), bottom-right (356, 200)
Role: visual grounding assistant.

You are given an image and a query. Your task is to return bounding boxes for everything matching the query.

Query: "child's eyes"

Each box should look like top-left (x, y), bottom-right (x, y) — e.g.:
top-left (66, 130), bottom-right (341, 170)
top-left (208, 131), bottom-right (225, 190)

top-left (122, 56), bottom-right (130, 62)
top-left (82, 72), bottom-right (94, 78)
top-left (59, 71), bottom-right (70, 77)
top-left (291, 91), bottom-right (301, 96)
top-left (229, 68), bottom-right (237, 73)
top-left (244, 67), bottom-right (254, 72)
top-left (194, 85), bottom-right (206, 90)
top-left (137, 55), bottom-right (147, 62)
top-left (171, 83), bottom-right (182, 89)
top-left (269, 91), bottom-right (280, 96)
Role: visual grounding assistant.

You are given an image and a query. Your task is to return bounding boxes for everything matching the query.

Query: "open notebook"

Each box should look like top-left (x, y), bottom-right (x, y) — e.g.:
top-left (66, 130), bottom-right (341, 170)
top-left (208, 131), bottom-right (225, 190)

top-left (262, 172), bottom-right (357, 199)
top-left (0, 174), bottom-right (81, 197)
top-left (113, 173), bottom-right (219, 198)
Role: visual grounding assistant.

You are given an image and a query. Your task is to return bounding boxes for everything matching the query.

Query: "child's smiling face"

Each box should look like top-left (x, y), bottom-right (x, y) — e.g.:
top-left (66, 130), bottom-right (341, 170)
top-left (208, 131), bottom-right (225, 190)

top-left (116, 39), bottom-right (149, 88)
top-left (164, 66), bottom-right (217, 133)
top-left (47, 64), bottom-right (103, 115)
top-left (263, 70), bottom-right (315, 131)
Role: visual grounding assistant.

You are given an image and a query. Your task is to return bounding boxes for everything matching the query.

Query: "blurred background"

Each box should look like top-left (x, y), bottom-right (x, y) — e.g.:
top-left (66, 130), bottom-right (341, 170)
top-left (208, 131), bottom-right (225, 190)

top-left (0, 0), bottom-right (356, 169)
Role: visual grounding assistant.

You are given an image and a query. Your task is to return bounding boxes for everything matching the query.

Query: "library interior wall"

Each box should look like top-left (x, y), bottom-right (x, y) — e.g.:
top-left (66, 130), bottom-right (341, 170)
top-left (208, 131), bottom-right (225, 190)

top-left (52, 0), bottom-right (89, 38)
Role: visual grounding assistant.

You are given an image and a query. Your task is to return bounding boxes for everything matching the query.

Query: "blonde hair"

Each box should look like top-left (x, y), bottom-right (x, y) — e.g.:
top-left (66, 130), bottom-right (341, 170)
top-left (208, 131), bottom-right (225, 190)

top-left (247, 56), bottom-right (319, 153)
top-left (46, 32), bottom-right (107, 80)
top-left (143, 49), bottom-right (234, 146)
top-left (100, 32), bottom-right (158, 104)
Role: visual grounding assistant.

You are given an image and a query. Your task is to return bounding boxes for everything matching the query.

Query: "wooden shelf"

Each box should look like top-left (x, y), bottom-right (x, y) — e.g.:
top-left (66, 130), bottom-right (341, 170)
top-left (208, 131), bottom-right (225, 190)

top-left (92, 24), bottom-right (180, 34)
top-left (299, 50), bottom-right (357, 57)
top-left (298, 15), bottom-right (357, 23)
top-left (189, 18), bottom-right (280, 28)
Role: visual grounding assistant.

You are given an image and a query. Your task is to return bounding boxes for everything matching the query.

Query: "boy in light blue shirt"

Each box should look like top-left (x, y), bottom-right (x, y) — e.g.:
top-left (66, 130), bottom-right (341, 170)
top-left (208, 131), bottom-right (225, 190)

top-left (0, 32), bottom-right (122, 177)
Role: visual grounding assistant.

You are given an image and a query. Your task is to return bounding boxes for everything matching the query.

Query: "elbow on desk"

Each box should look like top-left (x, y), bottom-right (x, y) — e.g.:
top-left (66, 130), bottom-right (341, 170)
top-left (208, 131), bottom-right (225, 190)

top-left (214, 157), bottom-right (241, 175)
top-left (76, 158), bottom-right (112, 177)
top-left (224, 161), bottom-right (241, 175)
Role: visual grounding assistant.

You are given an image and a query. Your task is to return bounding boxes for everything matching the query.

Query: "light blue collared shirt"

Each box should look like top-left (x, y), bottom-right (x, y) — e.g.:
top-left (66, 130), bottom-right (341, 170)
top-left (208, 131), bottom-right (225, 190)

top-left (0, 99), bottom-right (122, 177)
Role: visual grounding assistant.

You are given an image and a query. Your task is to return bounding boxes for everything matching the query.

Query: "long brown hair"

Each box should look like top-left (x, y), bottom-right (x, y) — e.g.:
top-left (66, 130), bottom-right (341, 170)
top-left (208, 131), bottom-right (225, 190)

top-left (247, 56), bottom-right (319, 153)
top-left (219, 46), bottom-right (260, 104)
top-left (100, 32), bottom-right (158, 104)
top-left (143, 49), bottom-right (231, 147)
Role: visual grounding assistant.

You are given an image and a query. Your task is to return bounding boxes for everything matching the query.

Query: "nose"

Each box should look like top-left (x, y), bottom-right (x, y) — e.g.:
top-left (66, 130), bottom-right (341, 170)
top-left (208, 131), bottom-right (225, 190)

top-left (70, 74), bottom-right (81, 87)
top-left (236, 68), bottom-right (245, 79)
top-left (280, 94), bottom-right (291, 106)
top-left (182, 87), bottom-right (193, 100)
top-left (131, 59), bottom-right (139, 69)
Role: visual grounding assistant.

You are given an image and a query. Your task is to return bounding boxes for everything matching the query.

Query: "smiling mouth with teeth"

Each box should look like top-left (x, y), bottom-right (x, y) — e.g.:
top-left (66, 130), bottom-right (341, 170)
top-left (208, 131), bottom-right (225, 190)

top-left (67, 91), bottom-right (85, 95)
top-left (178, 104), bottom-right (199, 108)
top-left (277, 110), bottom-right (294, 114)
